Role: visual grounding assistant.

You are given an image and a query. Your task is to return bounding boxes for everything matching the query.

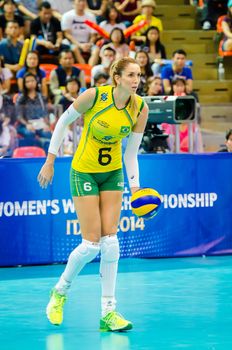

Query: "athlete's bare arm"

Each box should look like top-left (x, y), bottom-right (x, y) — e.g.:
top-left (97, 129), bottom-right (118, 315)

top-left (73, 88), bottom-right (96, 114)
top-left (133, 102), bottom-right (149, 133)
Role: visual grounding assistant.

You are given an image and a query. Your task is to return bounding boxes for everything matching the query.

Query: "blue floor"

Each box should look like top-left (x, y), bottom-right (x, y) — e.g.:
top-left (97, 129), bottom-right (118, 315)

top-left (1, 257), bottom-right (232, 350)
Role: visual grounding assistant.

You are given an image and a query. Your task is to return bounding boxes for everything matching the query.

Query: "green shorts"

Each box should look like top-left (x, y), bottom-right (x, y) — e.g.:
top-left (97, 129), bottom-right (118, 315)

top-left (70, 168), bottom-right (124, 197)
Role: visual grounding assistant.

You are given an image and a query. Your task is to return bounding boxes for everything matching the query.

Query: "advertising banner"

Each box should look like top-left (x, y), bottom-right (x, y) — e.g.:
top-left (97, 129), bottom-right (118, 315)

top-left (0, 154), bottom-right (231, 266)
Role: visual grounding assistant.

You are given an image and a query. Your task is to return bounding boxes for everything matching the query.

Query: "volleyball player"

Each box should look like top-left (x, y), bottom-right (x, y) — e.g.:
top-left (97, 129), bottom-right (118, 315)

top-left (38, 57), bottom-right (148, 331)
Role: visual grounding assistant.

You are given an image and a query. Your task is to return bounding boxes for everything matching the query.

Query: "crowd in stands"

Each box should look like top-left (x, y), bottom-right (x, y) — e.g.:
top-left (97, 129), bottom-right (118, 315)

top-left (0, 0), bottom-right (232, 157)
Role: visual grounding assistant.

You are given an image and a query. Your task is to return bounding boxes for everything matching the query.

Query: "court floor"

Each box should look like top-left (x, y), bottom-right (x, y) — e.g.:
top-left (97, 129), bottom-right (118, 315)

top-left (1, 256), bottom-right (232, 350)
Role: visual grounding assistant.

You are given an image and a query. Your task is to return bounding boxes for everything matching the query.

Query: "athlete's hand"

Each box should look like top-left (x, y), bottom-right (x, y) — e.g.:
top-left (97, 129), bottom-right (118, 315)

top-left (131, 187), bottom-right (140, 195)
top-left (37, 162), bottom-right (54, 189)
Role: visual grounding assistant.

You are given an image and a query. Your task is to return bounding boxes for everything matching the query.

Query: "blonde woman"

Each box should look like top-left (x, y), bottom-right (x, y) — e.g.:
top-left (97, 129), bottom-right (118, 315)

top-left (38, 57), bottom-right (148, 331)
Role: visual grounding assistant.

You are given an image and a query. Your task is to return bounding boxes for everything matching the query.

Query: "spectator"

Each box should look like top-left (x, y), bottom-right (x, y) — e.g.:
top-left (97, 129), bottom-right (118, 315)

top-left (59, 76), bottom-right (83, 156)
top-left (114, 0), bottom-right (142, 25)
top-left (61, 0), bottom-right (98, 64)
top-left (100, 28), bottom-right (130, 61)
top-left (62, 120), bottom-right (83, 156)
top-left (49, 49), bottom-right (86, 104)
top-left (146, 75), bottom-right (162, 95)
top-left (0, 77), bottom-right (15, 120)
top-left (16, 0), bottom-right (75, 21)
top-left (14, 0), bottom-right (39, 18)
top-left (59, 76), bottom-right (81, 111)
top-left (0, 55), bottom-right (13, 94)
top-left (221, 1), bottom-right (232, 51)
top-left (94, 71), bottom-right (110, 86)
top-left (86, 0), bottom-right (108, 23)
top-left (202, 0), bottom-right (227, 30)
top-left (30, 1), bottom-right (66, 58)
top-left (132, 0), bottom-right (163, 44)
top-left (218, 128), bottom-right (232, 152)
top-left (46, 0), bottom-right (74, 20)
top-left (135, 50), bottom-right (153, 96)
top-left (141, 26), bottom-right (166, 75)
top-left (0, 114), bottom-right (11, 156)
top-left (14, 0), bottom-right (38, 37)
top-left (171, 76), bottom-right (187, 96)
top-left (16, 72), bottom-right (51, 151)
top-left (0, 77), bottom-right (17, 156)
top-left (91, 46), bottom-right (116, 85)
top-left (142, 26), bottom-right (166, 61)
top-left (16, 50), bottom-right (48, 97)
top-left (99, 5), bottom-right (126, 33)
top-left (0, 20), bottom-right (23, 73)
top-left (161, 49), bottom-right (193, 95)
top-left (0, 0), bottom-right (24, 40)
top-left (173, 77), bottom-right (199, 103)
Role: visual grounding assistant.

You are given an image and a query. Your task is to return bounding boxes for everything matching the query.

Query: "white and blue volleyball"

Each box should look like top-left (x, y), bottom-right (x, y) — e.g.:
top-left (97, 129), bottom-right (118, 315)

top-left (131, 188), bottom-right (161, 219)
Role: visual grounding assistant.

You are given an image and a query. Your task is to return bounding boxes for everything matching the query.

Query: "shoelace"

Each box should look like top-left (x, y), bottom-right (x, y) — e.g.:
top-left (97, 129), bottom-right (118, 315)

top-left (106, 312), bottom-right (125, 327)
top-left (53, 295), bottom-right (66, 310)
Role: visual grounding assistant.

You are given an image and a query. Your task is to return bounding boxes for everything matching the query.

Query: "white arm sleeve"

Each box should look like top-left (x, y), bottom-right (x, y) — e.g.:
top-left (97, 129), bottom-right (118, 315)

top-left (48, 103), bottom-right (82, 155)
top-left (123, 132), bottom-right (143, 188)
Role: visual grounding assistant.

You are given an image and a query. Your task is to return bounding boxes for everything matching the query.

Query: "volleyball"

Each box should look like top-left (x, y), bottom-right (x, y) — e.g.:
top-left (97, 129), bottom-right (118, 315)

top-left (131, 188), bottom-right (161, 219)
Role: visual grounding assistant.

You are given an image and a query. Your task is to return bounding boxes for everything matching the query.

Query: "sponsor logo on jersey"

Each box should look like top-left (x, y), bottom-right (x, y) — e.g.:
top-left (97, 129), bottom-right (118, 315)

top-left (97, 120), bottom-right (109, 128)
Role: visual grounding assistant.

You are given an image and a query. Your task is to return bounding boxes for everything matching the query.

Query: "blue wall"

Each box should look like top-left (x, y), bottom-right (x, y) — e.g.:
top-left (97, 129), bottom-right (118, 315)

top-left (0, 154), bottom-right (231, 266)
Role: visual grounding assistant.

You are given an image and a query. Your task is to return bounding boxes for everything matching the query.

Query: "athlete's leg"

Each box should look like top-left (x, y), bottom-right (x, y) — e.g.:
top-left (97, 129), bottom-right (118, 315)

top-left (47, 195), bottom-right (102, 325)
top-left (100, 190), bottom-right (122, 316)
top-left (55, 195), bottom-right (101, 294)
top-left (99, 190), bottom-right (132, 331)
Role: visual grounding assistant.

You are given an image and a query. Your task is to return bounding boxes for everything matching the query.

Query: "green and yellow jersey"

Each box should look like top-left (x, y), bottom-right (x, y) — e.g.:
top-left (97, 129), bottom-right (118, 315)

top-left (72, 85), bottom-right (144, 173)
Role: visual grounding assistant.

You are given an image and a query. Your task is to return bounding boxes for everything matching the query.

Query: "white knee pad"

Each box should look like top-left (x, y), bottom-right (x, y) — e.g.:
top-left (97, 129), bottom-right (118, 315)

top-left (69, 239), bottom-right (100, 265)
top-left (101, 235), bottom-right (120, 263)
top-left (60, 239), bottom-right (100, 289)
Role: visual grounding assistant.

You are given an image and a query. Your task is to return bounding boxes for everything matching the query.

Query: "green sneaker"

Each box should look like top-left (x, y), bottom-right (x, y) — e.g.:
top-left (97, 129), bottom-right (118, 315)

top-left (100, 311), bottom-right (133, 332)
top-left (46, 289), bottom-right (67, 326)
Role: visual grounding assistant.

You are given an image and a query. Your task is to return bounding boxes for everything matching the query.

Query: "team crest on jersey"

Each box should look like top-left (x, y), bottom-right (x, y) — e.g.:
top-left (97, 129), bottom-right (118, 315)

top-left (120, 126), bottom-right (130, 134)
top-left (100, 92), bottom-right (108, 102)
top-left (102, 135), bottom-right (113, 141)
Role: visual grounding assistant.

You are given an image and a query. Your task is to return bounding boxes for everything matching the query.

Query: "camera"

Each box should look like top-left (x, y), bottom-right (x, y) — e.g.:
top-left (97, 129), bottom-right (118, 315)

top-left (143, 95), bottom-right (197, 124)
top-left (141, 96), bottom-right (197, 153)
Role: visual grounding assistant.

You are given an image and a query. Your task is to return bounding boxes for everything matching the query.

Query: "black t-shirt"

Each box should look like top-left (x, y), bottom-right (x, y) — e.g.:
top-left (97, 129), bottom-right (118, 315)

top-left (0, 14), bottom-right (24, 31)
top-left (87, 0), bottom-right (102, 10)
top-left (30, 17), bottom-right (61, 44)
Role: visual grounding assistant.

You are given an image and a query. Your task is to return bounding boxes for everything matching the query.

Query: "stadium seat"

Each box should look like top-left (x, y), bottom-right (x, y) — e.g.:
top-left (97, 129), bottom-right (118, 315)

top-left (13, 146), bottom-right (46, 158)
top-left (40, 54), bottom-right (58, 65)
top-left (40, 63), bottom-right (58, 80)
top-left (73, 63), bottom-right (92, 85)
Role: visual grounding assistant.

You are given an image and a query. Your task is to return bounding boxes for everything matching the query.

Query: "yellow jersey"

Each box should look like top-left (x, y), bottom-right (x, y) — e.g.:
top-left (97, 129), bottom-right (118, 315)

top-left (72, 85), bottom-right (144, 173)
top-left (133, 15), bottom-right (163, 36)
